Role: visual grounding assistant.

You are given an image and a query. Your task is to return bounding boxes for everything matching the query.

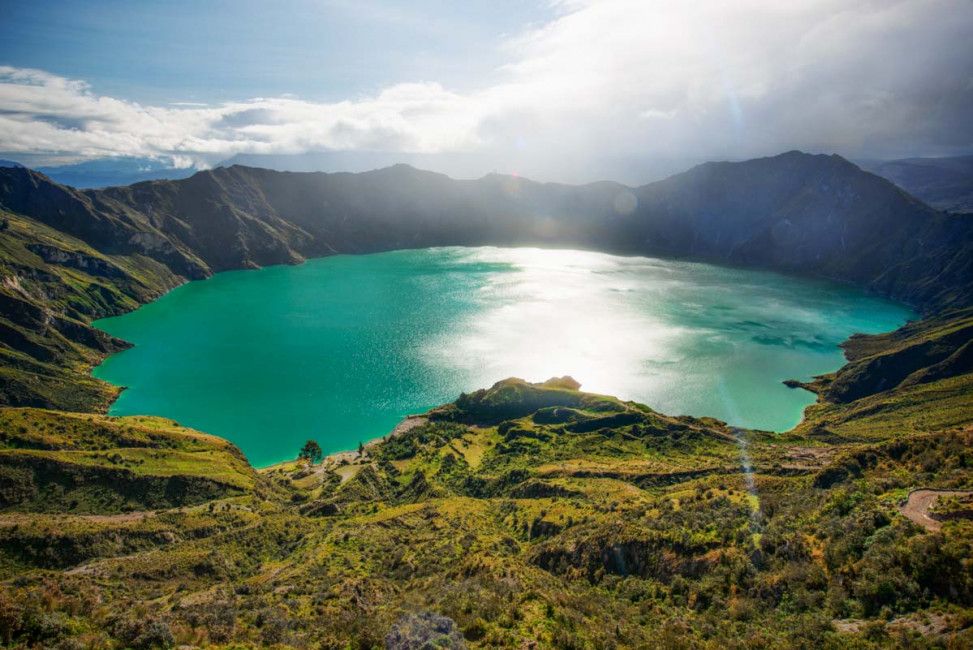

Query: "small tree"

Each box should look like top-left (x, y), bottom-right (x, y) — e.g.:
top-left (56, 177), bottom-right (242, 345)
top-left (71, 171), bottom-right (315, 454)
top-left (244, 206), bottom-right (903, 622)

top-left (298, 439), bottom-right (323, 465)
top-left (358, 441), bottom-right (365, 457)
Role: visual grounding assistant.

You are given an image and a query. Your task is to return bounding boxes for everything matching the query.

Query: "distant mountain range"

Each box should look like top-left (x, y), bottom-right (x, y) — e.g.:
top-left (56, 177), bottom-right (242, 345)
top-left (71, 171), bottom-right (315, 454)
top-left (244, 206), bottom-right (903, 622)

top-left (1, 156), bottom-right (198, 188)
top-left (7, 151), bottom-right (973, 215)
top-left (861, 155), bottom-right (973, 214)
top-left (6, 151), bottom-right (972, 213)
top-left (3, 152), bottom-right (699, 189)
top-left (216, 151), bottom-right (703, 186)
top-left (34, 156), bottom-right (199, 189)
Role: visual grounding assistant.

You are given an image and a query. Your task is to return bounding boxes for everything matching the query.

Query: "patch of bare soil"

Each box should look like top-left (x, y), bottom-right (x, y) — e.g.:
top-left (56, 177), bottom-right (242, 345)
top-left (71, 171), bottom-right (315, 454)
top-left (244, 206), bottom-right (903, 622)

top-left (900, 489), bottom-right (973, 532)
top-left (780, 446), bottom-right (836, 471)
top-left (835, 612), bottom-right (955, 638)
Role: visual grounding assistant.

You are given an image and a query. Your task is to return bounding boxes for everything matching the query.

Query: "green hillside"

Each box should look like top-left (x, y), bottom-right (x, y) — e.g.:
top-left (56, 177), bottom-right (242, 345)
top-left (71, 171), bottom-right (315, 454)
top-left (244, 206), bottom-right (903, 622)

top-left (0, 209), bottom-right (185, 411)
top-left (0, 374), bottom-right (969, 648)
top-left (0, 156), bottom-right (969, 648)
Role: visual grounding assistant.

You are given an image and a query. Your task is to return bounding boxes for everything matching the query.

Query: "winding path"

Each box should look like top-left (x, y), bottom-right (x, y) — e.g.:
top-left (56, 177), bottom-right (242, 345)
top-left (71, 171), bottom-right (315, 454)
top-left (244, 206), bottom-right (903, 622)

top-left (0, 511), bottom-right (152, 527)
top-left (900, 489), bottom-right (973, 532)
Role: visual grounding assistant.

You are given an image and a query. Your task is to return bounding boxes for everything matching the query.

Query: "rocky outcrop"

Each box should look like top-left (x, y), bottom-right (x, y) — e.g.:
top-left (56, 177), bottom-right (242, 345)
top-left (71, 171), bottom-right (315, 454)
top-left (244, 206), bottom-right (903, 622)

top-left (25, 244), bottom-right (126, 278)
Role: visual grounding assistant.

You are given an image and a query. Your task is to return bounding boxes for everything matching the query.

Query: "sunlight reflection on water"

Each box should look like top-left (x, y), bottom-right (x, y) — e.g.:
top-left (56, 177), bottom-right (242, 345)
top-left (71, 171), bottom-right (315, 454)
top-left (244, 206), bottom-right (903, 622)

top-left (421, 247), bottom-right (910, 431)
top-left (93, 246), bottom-right (914, 465)
top-left (428, 248), bottom-right (688, 401)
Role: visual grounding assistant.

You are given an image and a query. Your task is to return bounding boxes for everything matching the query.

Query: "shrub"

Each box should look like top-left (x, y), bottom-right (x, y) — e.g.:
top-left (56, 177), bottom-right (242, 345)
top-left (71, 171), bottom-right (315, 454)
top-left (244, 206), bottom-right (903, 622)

top-left (385, 612), bottom-right (466, 649)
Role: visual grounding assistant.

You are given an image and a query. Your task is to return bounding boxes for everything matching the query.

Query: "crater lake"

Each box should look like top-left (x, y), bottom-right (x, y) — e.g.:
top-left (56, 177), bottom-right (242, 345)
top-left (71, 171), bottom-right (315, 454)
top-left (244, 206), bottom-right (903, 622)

top-left (92, 247), bottom-right (914, 466)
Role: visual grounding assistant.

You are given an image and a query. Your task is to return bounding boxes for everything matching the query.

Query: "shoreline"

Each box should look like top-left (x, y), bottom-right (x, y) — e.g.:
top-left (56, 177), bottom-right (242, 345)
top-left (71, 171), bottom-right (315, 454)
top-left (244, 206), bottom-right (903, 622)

top-left (83, 246), bottom-right (920, 470)
top-left (258, 414), bottom-right (429, 474)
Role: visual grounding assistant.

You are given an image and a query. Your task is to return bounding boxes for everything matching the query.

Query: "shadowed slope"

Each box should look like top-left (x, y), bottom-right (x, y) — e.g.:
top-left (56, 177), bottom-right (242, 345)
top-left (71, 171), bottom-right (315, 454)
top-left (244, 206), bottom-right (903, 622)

top-left (864, 155), bottom-right (973, 214)
top-left (3, 151), bottom-right (970, 309)
top-left (1, 151), bottom-right (970, 409)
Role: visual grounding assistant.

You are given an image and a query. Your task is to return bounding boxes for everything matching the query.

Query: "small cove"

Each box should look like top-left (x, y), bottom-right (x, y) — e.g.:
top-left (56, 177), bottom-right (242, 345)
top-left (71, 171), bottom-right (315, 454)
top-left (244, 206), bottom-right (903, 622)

top-left (92, 247), bottom-right (915, 467)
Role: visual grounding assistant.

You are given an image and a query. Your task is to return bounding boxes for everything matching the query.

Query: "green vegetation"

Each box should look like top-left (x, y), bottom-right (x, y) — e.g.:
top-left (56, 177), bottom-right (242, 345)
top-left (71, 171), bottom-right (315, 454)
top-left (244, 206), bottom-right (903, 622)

top-left (0, 356), bottom-right (969, 648)
top-left (929, 493), bottom-right (973, 521)
top-left (298, 440), bottom-right (323, 465)
top-left (0, 209), bottom-right (185, 411)
top-left (0, 409), bottom-right (257, 514)
top-left (0, 159), bottom-right (969, 647)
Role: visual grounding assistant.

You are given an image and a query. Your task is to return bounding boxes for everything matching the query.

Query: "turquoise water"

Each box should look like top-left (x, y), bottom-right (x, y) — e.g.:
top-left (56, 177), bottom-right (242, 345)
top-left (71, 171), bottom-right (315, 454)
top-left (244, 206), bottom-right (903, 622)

top-left (92, 247), bottom-right (914, 467)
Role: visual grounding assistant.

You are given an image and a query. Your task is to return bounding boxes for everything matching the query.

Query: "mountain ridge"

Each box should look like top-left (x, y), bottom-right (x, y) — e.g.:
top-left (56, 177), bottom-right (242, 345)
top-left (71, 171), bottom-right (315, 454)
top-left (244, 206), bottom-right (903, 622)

top-left (0, 150), bottom-right (970, 412)
top-left (0, 151), bottom-right (971, 647)
top-left (862, 155), bottom-right (973, 214)
top-left (2, 150), bottom-right (969, 310)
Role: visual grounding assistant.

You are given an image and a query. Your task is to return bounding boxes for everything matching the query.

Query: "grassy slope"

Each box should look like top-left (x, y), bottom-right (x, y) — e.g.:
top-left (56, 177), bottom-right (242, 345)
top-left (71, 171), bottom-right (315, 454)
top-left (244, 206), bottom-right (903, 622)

top-left (788, 309), bottom-right (973, 444)
top-left (0, 163), bottom-right (969, 647)
top-left (0, 209), bottom-right (185, 411)
top-left (0, 409), bottom-right (257, 514)
top-left (0, 365), bottom-right (969, 648)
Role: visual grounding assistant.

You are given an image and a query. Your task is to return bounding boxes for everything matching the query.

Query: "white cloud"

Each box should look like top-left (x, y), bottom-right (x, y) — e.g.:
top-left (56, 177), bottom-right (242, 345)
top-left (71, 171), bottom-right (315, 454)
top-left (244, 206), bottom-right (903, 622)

top-left (0, 66), bottom-right (482, 162)
top-left (0, 0), bottom-right (970, 177)
top-left (480, 0), bottom-right (973, 162)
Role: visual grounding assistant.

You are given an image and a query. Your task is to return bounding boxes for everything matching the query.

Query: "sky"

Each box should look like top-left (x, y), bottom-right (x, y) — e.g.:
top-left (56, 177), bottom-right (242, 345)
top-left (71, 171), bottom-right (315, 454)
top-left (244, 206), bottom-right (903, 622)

top-left (0, 0), bottom-right (971, 183)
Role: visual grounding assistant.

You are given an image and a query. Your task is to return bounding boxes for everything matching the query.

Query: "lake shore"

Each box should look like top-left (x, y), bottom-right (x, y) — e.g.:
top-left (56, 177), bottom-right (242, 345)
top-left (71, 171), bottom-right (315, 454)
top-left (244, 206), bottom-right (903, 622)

top-left (91, 247), bottom-right (914, 467)
top-left (258, 413), bottom-right (429, 475)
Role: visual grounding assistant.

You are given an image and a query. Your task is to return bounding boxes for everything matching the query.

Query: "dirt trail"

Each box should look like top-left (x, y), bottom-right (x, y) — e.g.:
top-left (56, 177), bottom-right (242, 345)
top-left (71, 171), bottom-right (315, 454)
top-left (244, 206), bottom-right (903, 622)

top-left (0, 511), bottom-right (152, 527)
top-left (65, 551), bottom-right (145, 577)
top-left (0, 497), bottom-right (246, 528)
top-left (900, 489), bottom-right (973, 532)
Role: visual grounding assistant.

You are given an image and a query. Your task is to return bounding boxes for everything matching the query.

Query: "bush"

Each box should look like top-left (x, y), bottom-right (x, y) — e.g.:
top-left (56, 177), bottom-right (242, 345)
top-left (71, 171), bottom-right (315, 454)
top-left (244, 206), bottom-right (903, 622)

top-left (385, 612), bottom-right (466, 649)
top-left (113, 617), bottom-right (175, 650)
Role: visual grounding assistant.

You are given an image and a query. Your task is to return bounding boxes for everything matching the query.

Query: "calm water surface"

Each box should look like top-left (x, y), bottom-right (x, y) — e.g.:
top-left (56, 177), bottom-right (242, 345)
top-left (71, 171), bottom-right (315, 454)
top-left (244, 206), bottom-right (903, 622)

top-left (93, 247), bottom-right (914, 466)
